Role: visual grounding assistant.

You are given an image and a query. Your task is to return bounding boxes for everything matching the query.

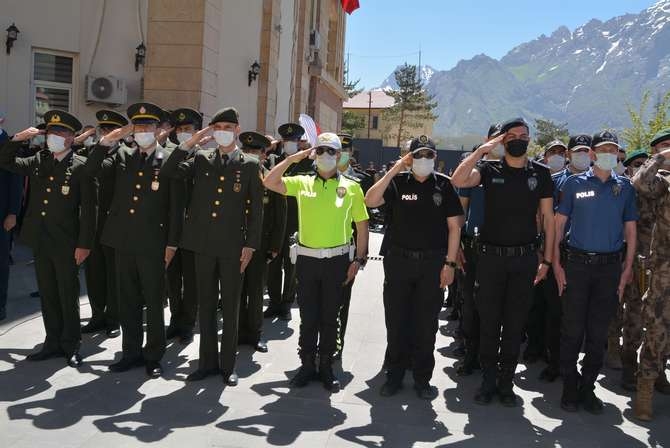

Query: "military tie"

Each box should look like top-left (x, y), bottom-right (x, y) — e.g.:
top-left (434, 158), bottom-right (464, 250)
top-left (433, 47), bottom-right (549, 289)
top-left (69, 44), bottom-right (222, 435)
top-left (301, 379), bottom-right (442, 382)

top-left (140, 151), bottom-right (148, 168)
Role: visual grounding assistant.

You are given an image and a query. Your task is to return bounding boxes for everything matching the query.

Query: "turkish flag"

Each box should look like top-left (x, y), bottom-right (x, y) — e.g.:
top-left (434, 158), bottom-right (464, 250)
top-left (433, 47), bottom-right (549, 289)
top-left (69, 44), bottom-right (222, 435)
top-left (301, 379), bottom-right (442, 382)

top-left (341, 0), bottom-right (360, 14)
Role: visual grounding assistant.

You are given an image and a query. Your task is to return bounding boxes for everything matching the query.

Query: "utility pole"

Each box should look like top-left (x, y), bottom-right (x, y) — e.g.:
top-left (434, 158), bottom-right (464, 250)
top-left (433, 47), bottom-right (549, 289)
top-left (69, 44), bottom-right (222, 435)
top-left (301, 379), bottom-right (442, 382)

top-left (367, 90), bottom-right (372, 139)
top-left (418, 44), bottom-right (422, 83)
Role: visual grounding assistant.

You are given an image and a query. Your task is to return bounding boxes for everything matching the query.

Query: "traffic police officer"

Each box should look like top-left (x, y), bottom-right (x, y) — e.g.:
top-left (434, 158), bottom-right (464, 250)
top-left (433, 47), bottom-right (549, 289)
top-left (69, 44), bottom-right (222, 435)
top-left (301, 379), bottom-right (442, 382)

top-left (452, 117), bottom-right (555, 407)
top-left (88, 102), bottom-right (183, 378)
top-left (366, 135), bottom-right (463, 399)
top-left (238, 131), bottom-right (287, 353)
top-left (264, 132), bottom-right (369, 392)
top-left (80, 110), bottom-right (128, 338)
top-left (161, 107), bottom-right (264, 386)
top-left (0, 110), bottom-right (96, 367)
top-left (553, 130), bottom-right (638, 414)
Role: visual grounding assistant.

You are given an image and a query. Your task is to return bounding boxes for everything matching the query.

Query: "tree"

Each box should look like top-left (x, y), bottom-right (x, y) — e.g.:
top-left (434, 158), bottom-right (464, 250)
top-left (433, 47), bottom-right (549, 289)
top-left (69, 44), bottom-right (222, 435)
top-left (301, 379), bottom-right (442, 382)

top-left (621, 90), bottom-right (670, 150)
top-left (534, 118), bottom-right (569, 148)
top-left (341, 110), bottom-right (366, 136)
top-left (382, 63), bottom-right (438, 148)
top-left (343, 65), bottom-right (362, 99)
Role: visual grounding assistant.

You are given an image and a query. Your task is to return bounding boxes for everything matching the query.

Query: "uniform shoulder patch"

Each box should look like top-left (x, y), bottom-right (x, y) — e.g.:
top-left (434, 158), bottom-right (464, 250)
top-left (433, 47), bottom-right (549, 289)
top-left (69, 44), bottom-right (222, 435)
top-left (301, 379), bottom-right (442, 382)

top-left (342, 173), bottom-right (361, 183)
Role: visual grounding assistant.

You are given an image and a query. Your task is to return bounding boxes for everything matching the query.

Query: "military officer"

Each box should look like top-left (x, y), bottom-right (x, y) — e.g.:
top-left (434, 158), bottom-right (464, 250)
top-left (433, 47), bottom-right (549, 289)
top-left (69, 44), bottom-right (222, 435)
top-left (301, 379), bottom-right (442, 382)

top-left (80, 110), bottom-right (129, 338)
top-left (161, 107), bottom-right (264, 386)
top-left (238, 131), bottom-right (287, 353)
top-left (0, 110), bottom-right (96, 367)
top-left (87, 102), bottom-right (183, 378)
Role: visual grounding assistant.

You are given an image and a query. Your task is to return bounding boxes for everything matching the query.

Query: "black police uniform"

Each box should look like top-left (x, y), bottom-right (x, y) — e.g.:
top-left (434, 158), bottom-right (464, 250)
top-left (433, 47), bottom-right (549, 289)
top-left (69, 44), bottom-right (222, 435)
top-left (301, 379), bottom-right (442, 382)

top-left (0, 110), bottom-right (96, 366)
top-left (84, 102), bottom-right (183, 377)
top-left (81, 110), bottom-right (128, 337)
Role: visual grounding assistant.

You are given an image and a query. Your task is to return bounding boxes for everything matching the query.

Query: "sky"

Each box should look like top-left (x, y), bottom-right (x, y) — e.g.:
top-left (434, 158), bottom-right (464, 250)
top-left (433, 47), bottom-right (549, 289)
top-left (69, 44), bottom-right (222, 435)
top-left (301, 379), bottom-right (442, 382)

top-left (345, 0), bottom-right (659, 89)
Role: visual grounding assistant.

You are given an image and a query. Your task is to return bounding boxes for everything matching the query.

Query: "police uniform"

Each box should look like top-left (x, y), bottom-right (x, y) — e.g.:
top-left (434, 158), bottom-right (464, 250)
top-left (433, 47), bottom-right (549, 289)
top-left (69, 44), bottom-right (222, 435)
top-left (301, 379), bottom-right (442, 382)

top-left (557, 131), bottom-right (638, 413)
top-left (80, 110), bottom-right (128, 338)
top-left (165, 108), bottom-right (202, 344)
top-left (265, 123), bottom-right (313, 320)
top-left (238, 132), bottom-right (287, 352)
top-left (381, 136), bottom-right (463, 397)
top-left (84, 102), bottom-right (183, 378)
top-left (473, 118), bottom-right (553, 405)
top-left (161, 107), bottom-right (264, 385)
top-left (0, 110), bottom-right (96, 367)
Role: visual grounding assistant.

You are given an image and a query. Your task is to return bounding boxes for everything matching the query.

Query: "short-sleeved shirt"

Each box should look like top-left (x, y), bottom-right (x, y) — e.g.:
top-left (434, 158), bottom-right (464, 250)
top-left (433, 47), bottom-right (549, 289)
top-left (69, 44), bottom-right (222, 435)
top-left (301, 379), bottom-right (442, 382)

top-left (552, 168), bottom-right (578, 236)
top-left (557, 169), bottom-right (639, 253)
top-left (458, 185), bottom-right (485, 237)
top-left (477, 158), bottom-right (553, 246)
top-left (283, 172), bottom-right (368, 248)
top-left (383, 172), bottom-right (463, 250)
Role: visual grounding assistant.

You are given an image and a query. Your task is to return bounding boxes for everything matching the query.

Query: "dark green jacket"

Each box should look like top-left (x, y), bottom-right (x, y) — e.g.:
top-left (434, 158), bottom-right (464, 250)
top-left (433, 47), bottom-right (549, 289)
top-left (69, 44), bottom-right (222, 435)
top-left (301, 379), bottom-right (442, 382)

top-left (258, 167), bottom-right (286, 254)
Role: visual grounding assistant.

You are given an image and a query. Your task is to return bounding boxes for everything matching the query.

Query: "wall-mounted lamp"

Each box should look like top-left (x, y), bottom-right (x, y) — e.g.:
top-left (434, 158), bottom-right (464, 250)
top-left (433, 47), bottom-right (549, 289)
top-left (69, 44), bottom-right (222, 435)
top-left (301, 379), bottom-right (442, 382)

top-left (248, 61), bottom-right (261, 86)
top-left (6, 23), bottom-right (19, 55)
top-left (135, 42), bottom-right (146, 71)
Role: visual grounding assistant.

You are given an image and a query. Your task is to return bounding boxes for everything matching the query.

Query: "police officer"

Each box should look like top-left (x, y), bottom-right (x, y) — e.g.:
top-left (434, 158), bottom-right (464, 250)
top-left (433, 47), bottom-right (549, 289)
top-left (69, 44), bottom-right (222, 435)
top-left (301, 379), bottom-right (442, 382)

top-left (366, 135), bottom-right (463, 399)
top-left (264, 132), bottom-right (369, 392)
top-left (632, 128), bottom-right (670, 420)
top-left (80, 110), bottom-right (128, 338)
top-left (238, 131), bottom-right (286, 353)
top-left (264, 123), bottom-right (313, 320)
top-left (88, 102), bottom-right (183, 378)
top-left (452, 118), bottom-right (555, 407)
top-left (0, 110), bottom-right (96, 367)
top-left (161, 107), bottom-right (263, 386)
top-left (553, 130), bottom-right (638, 414)
top-left (164, 108), bottom-right (203, 345)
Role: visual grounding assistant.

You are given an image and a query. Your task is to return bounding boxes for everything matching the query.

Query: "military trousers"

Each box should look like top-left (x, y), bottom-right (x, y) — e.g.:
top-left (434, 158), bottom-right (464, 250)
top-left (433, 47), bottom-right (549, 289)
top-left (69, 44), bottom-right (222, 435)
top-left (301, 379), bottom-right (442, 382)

top-left (84, 240), bottom-right (118, 329)
top-left (239, 249), bottom-right (267, 343)
top-left (461, 241), bottom-right (480, 364)
top-left (267, 232), bottom-right (296, 312)
top-left (621, 259), bottom-right (645, 356)
top-left (638, 260), bottom-right (670, 380)
top-left (166, 248), bottom-right (197, 333)
top-left (0, 227), bottom-right (10, 314)
top-left (543, 270), bottom-right (562, 370)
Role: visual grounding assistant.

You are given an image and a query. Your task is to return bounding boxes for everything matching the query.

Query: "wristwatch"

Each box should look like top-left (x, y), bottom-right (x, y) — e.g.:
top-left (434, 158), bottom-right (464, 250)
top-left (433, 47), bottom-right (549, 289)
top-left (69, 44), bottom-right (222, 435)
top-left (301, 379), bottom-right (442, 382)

top-left (541, 259), bottom-right (552, 267)
top-left (354, 257), bottom-right (367, 267)
top-left (444, 260), bottom-right (458, 269)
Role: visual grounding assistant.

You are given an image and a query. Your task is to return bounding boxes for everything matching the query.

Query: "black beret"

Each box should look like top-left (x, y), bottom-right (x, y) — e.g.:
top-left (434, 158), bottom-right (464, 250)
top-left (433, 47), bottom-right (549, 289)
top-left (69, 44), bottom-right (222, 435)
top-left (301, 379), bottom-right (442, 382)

top-left (650, 128), bottom-right (670, 147)
top-left (96, 110), bottom-right (128, 128)
top-left (592, 130), bottom-right (620, 148)
top-left (209, 107), bottom-right (239, 125)
top-left (126, 102), bottom-right (163, 124)
top-left (338, 133), bottom-right (353, 149)
top-left (487, 123), bottom-right (502, 138)
top-left (409, 135), bottom-right (436, 152)
top-left (171, 108), bottom-right (202, 128)
top-left (568, 134), bottom-right (592, 151)
top-left (278, 123), bottom-right (305, 140)
top-left (43, 109), bottom-right (82, 133)
top-left (239, 131), bottom-right (271, 150)
top-left (500, 117), bottom-right (529, 134)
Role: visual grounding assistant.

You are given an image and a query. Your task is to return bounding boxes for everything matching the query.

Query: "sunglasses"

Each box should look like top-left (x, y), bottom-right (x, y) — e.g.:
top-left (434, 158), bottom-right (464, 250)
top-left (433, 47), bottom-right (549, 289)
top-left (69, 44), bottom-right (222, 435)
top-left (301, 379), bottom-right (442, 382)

top-left (412, 150), bottom-right (436, 160)
top-left (315, 146), bottom-right (337, 156)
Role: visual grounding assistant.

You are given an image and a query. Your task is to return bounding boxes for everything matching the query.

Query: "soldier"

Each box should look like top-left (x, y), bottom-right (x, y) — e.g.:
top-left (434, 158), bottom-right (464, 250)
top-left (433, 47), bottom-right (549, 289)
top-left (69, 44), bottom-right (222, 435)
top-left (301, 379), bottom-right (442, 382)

top-left (160, 107), bottom-right (263, 386)
top-left (238, 131), bottom-right (287, 353)
top-left (0, 110), bottom-right (96, 367)
top-left (87, 102), bottom-right (182, 378)
top-left (164, 108), bottom-right (203, 345)
top-left (632, 128), bottom-right (670, 421)
top-left (264, 123), bottom-right (313, 321)
top-left (80, 110), bottom-right (128, 338)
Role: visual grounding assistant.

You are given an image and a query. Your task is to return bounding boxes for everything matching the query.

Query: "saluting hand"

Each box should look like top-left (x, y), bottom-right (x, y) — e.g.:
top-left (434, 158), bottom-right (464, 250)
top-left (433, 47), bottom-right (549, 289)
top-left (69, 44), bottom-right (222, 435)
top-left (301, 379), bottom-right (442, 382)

top-left (157, 126), bottom-right (174, 143)
top-left (74, 248), bottom-right (90, 266)
top-left (240, 247), bottom-right (255, 273)
top-left (74, 127), bottom-right (96, 145)
top-left (477, 134), bottom-right (505, 156)
top-left (183, 126), bottom-right (212, 150)
top-left (11, 127), bottom-right (44, 142)
top-left (288, 148), bottom-right (313, 164)
top-left (99, 124), bottom-right (134, 146)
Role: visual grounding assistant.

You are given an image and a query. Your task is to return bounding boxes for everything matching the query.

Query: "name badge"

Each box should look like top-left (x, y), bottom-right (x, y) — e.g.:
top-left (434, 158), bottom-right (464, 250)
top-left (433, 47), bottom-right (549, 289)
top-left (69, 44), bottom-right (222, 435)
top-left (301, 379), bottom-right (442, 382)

top-left (151, 181), bottom-right (160, 191)
top-left (492, 178), bottom-right (505, 184)
top-left (233, 183), bottom-right (242, 193)
top-left (401, 194), bottom-right (418, 201)
top-left (61, 185), bottom-right (70, 196)
top-left (576, 191), bottom-right (595, 199)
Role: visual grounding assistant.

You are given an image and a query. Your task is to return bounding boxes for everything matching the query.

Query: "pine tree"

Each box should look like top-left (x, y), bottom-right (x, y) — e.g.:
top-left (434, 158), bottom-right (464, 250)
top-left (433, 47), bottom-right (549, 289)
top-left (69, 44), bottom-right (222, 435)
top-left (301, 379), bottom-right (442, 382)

top-left (341, 66), bottom-right (366, 135)
top-left (534, 118), bottom-right (569, 148)
top-left (622, 90), bottom-right (670, 150)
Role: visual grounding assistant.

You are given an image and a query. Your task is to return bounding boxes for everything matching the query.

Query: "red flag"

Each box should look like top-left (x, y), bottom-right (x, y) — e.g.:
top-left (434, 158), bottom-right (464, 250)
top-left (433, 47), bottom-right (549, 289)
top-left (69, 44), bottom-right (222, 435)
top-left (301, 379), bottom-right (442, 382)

top-left (341, 0), bottom-right (360, 14)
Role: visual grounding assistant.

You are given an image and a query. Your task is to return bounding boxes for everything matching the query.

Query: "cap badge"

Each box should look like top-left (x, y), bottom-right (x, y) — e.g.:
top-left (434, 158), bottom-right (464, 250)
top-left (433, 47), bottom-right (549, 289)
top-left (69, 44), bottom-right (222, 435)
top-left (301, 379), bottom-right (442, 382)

top-left (102, 114), bottom-right (108, 120)
top-left (178, 112), bottom-right (186, 120)
top-left (50, 114), bottom-right (61, 123)
top-left (432, 192), bottom-right (443, 206)
top-left (419, 135), bottom-right (428, 144)
top-left (286, 126), bottom-right (293, 134)
top-left (528, 176), bottom-right (538, 191)
top-left (612, 183), bottom-right (622, 196)
top-left (336, 187), bottom-right (346, 198)
top-left (139, 106), bottom-right (146, 114)
top-left (245, 135), bottom-right (254, 144)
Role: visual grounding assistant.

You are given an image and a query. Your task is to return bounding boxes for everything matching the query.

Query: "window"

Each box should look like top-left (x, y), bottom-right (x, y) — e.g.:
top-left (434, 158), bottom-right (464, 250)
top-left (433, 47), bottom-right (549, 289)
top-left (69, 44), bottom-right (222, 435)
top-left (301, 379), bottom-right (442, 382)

top-left (372, 115), bottom-right (379, 130)
top-left (33, 51), bottom-right (74, 124)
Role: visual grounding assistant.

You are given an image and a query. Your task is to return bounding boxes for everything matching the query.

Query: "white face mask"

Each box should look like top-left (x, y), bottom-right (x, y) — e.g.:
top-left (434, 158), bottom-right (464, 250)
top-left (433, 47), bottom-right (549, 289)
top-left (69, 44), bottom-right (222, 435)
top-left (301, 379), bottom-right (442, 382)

top-left (547, 155), bottom-right (566, 172)
top-left (338, 152), bottom-right (351, 169)
top-left (614, 161), bottom-right (626, 175)
top-left (84, 137), bottom-right (95, 147)
top-left (214, 130), bottom-right (235, 147)
top-left (316, 153), bottom-right (337, 172)
top-left (134, 132), bottom-right (156, 148)
top-left (176, 132), bottom-right (193, 144)
top-left (594, 153), bottom-right (618, 171)
top-left (412, 158), bottom-right (435, 177)
top-left (46, 134), bottom-right (66, 152)
top-left (571, 152), bottom-right (591, 171)
top-left (283, 141), bottom-right (298, 155)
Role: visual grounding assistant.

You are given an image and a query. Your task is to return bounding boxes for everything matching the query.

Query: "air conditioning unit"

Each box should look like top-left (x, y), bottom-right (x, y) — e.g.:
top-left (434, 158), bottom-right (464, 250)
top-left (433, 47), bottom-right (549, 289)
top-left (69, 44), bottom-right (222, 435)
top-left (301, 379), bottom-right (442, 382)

top-left (85, 74), bottom-right (127, 105)
top-left (309, 30), bottom-right (321, 51)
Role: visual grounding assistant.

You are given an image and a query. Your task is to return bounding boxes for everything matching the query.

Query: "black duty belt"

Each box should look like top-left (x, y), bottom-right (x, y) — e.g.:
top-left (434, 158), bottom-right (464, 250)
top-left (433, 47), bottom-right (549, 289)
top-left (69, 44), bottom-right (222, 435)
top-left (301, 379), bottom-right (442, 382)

top-left (387, 246), bottom-right (446, 260)
top-left (563, 247), bottom-right (622, 265)
top-left (479, 242), bottom-right (537, 257)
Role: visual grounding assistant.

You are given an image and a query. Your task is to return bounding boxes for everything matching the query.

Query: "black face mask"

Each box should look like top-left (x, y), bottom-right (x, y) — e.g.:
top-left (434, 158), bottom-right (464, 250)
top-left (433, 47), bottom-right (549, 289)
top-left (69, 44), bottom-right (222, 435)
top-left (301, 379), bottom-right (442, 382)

top-left (506, 139), bottom-right (529, 157)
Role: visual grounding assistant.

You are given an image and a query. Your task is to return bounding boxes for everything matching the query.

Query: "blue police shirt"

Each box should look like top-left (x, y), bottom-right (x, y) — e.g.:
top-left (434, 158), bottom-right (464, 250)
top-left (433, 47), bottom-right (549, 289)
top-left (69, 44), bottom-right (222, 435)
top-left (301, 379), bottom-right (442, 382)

top-left (458, 185), bottom-right (484, 237)
top-left (557, 169), bottom-right (638, 253)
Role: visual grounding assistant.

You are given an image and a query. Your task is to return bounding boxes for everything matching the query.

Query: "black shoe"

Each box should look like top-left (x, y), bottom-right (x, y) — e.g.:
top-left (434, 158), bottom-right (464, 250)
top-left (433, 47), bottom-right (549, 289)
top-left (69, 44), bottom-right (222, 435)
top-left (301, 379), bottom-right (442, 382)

top-left (26, 348), bottom-right (64, 361)
top-left (539, 366), bottom-right (560, 383)
top-left (165, 326), bottom-right (180, 340)
top-left (332, 350), bottom-right (342, 361)
top-left (186, 368), bottom-right (220, 382)
top-left (279, 309), bottom-right (292, 321)
top-left (474, 387), bottom-right (496, 405)
top-left (263, 307), bottom-right (280, 318)
top-left (81, 320), bottom-right (106, 334)
top-left (319, 367), bottom-right (341, 393)
top-left (561, 377), bottom-right (580, 412)
top-left (29, 291), bottom-right (40, 298)
top-left (67, 352), bottom-right (83, 368)
top-left (255, 340), bottom-right (268, 353)
top-left (452, 344), bottom-right (466, 358)
top-left (580, 387), bottom-right (604, 415)
top-left (457, 358), bottom-right (480, 377)
top-left (380, 380), bottom-right (403, 397)
top-left (499, 390), bottom-right (518, 407)
top-left (145, 361), bottom-right (163, 378)
top-left (414, 383), bottom-right (438, 400)
top-left (179, 331), bottom-right (194, 345)
top-left (225, 372), bottom-right (239, 386)
top-left (106, 327), bottom-right (121, 338)
top-left (109, 356), bottom-right (144, 372)
top-left (290, 365), bottom-right (316, 388)
top-left (446, 309), bottom-right (460, 321)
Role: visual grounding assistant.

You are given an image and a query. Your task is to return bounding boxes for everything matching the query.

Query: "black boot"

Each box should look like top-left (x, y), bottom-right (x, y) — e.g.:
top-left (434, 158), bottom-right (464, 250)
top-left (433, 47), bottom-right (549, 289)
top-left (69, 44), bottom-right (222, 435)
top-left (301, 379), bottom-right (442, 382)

top-left (580, 375), bottom-right (604, 414)
top-left (290, 355), bottom-right (316, 388)
top-left (319, 357), bottom-right (341, 392)
top-left (561, 374), bottom-right (580, 412)
top-left (474, 365), bottom-right (497, 405)
top-left (497, 366), bottom-right (518, 407)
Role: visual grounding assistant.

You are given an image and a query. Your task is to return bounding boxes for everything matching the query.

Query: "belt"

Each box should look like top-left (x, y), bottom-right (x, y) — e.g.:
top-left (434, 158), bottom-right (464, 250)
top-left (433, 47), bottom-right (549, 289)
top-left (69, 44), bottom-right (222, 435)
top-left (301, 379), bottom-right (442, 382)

top-left (387, 246), bottom-right (446, 260)
top-left (479, 242), bottom-right (537, 257)
top-left (296, 244), bottom-right (350, 259)
top-left (462, 234), bottom-right (478, 249)
top-left (563, 247), bottom-right (622, 265)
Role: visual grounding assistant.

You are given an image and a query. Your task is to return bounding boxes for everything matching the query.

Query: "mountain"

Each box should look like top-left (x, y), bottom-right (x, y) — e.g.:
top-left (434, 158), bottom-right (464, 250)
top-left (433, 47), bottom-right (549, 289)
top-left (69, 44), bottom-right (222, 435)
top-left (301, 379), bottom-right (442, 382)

top-left (377, 65), bottom-right (436, 91)
top-left (385, 0), bottom-right (670, 138)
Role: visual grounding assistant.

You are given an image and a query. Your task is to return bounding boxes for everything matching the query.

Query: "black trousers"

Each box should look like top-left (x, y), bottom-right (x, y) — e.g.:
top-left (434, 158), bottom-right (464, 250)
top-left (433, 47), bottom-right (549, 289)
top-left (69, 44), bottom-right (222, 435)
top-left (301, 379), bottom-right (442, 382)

top-left (166, 249), bottom-right (197, 333)
top-left (475, 253), bottom-right (536, 371)
top-left (525, 280), bottom-right (547, 357)
top-left (239, 250), bottom-right (267, 343)
top-left (84, 240), bottom-right (118, 329)
top-left (461, 242), bottom-right (480, 362)
top-left (543, 270), bottom-right (561, 370)
top-left (267, 233), bottom-right (296, 312)
top-left (0, 227), bottom-right (10, 314)
top-left (336, 278), bottom-right (355, 353)
top-left (195, 254), bottom-right (242, 374)
top-left (34, 251), bottom-right (81, 355)
top-left (115, 251), bottom-right (166, 362)
top-left (295, 254), bottom-right (349, 361)
top-left (560, 260), bottom-right (620, 384)
top-left (383, 253), bottom-right (444, 385)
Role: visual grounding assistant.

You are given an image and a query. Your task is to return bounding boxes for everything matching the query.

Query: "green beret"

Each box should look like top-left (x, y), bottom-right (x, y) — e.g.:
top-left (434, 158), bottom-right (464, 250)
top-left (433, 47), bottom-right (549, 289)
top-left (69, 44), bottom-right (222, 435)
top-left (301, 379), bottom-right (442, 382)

top-left (623, 149), bottom-right (649, 166)
top-left (650, 128), bottom-right (670, 147)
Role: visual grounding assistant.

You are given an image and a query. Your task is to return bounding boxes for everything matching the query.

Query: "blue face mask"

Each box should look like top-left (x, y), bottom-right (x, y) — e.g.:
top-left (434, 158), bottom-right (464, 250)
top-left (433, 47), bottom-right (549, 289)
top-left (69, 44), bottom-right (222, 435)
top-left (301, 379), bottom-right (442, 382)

top-left (338, 151), bottom-right (350, 169)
